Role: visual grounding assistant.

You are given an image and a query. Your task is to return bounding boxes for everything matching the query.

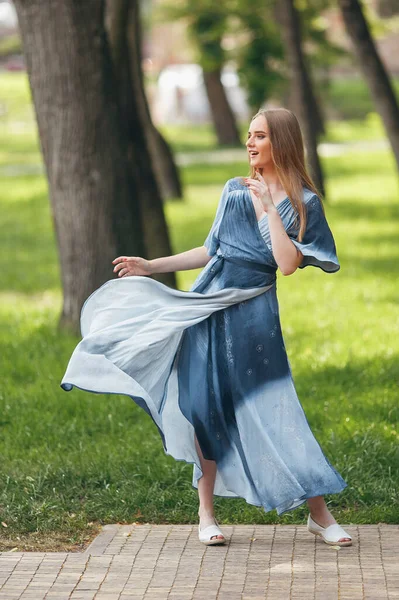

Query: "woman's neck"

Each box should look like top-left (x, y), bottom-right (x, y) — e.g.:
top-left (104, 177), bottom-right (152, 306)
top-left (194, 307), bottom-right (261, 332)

top-left (258, 167), bottom-right (284, 190)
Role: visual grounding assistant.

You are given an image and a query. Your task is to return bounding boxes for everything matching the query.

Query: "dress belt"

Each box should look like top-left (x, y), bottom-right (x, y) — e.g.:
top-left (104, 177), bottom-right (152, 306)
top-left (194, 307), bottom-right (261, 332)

top-left (221, 254), bottom-right (277, 275)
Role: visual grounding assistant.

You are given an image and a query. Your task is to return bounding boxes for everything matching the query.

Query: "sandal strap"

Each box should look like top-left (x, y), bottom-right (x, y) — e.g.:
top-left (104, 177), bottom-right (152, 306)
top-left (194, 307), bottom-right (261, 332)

top-left (322, 523), bottom-right (352, 542)
top-left (198, 523), bottom-right (224, 541)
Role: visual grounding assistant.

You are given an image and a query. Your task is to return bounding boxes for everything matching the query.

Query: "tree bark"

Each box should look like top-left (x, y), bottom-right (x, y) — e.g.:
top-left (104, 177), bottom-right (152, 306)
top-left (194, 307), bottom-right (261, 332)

top-left (105, 0), bottom-right (176, 288)
top-left (338, 0), bottom-right (399, 173)
top-left (288, 74), bottom-right (325, 138)
top-left (275, 0), bottom-right (325, 196)
top-left (203, 69), bottom-right (241, 146)
top-left (14, 0), bottom-right (145, 333)
top-left (127, 0), bottom-right (183, 200)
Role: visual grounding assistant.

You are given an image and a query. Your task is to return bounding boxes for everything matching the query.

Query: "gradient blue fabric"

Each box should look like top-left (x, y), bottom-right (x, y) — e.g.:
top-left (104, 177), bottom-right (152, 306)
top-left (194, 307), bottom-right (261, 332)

top-left (61, 177), bottom-right (347, 515)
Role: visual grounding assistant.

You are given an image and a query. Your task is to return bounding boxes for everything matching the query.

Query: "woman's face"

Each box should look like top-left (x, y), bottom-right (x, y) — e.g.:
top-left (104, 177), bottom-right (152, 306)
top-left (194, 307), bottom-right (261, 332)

top-left (246, 115), bottom-right (272, 170)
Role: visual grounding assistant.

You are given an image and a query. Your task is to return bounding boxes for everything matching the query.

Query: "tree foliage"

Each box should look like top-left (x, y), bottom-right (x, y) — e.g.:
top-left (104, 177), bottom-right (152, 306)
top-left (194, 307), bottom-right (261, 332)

top-left (232, 2), bottom-right (284, 113)
top-left (158, 0), bottom-right (241, 145)
top-left (159, 0), bottom-right (347, 112)
top-left (159, 1), bottom-right (229, 71)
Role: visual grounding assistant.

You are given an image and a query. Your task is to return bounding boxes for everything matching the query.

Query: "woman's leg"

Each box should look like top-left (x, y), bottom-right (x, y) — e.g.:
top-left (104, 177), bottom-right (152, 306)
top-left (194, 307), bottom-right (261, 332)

top-left (307, 496), bottom-right (351, 542)
top-left (195, 434), bottom-right (224, 540)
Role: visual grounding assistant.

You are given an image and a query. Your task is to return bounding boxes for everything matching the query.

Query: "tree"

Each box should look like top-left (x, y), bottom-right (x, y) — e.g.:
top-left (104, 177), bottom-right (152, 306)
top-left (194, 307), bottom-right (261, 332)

top-left (161, 1), bottom-right (241, 146)
top-left (233, 0), bottom-right (347, 135)
top-left (338, 0), bottom-right (399, 174)
top-left (126, 0), bottom-right (183, 199)
top-left (285, 0), bottom-right (347, 137)
top-left (234, 2), bottom-right (285, 115)
top-left (283, 0), bottom-right (332, 137)
top-left (275, 0), bottom-right (325, 196)
top-left (192, 9), bottom-right (241, 146)
top-left (105, 0), bottom-right (176, 290)
top-left (14, 0), bottom-right (146, 333)
top-left (15, 0), bottom-right (176, 332)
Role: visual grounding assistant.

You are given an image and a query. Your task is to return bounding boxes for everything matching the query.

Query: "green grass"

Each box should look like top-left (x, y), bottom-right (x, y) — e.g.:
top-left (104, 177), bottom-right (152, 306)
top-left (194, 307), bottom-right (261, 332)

top-left (0, 72), bottom-right (399, 551)
top-left (322, 112), bottom-right (387, 143)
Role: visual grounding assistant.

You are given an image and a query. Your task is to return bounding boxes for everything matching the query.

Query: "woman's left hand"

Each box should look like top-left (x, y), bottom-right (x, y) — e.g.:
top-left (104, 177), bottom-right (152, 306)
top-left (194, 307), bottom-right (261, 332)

top-left (244, 172), bottom-right (275, 212)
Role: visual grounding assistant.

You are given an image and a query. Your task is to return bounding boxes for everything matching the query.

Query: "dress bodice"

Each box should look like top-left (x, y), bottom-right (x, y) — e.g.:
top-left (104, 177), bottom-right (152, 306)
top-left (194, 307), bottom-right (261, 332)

top-left (203, 177), bottom-right (339, 275)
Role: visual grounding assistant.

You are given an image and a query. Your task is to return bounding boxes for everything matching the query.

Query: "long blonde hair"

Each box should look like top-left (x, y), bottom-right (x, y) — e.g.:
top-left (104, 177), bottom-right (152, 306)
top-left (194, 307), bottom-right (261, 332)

top-left (250, 108), bottom-right (323, 242)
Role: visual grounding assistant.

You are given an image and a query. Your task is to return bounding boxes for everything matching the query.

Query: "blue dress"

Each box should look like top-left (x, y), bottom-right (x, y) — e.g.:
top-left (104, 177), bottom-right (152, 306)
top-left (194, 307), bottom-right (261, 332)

top-left (61, 177), bottom-right (348, 515)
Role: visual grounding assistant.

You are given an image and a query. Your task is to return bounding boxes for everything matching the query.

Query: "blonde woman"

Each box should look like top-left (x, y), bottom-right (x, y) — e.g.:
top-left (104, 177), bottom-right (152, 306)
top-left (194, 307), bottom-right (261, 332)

top-left (62, 108), bottom-right (352, 547)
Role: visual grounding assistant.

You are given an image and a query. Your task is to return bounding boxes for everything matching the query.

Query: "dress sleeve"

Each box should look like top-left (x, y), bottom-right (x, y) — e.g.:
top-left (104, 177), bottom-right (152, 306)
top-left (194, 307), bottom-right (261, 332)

top-left (288, 194), bottom-right (340, 273)
top-left (203, 181), bottom-right (230, 256)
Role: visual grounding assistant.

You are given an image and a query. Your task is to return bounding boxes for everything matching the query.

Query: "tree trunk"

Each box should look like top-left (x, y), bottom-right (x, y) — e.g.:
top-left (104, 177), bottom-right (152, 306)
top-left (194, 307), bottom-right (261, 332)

top-left (288, 75), bottom-right (325, 138)
top-left (203, 69), bottom-right (241, 146)
top-left (14, 0), bottom-right (145, 333)
top-left (338, 0), bottom-right (399, 173)
top-left (105, 0), bottom-right (176, 288)
top-left (127, 0), bottom-right (183, 200)
top-left (151, 126), bottom-right (183, 199)
top-left (275, 0), bottom-right (325, 196)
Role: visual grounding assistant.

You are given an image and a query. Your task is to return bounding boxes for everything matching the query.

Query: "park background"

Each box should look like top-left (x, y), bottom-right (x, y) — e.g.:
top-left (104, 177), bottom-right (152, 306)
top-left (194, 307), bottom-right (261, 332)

top-left (0, 0), bottom-right (398, 552)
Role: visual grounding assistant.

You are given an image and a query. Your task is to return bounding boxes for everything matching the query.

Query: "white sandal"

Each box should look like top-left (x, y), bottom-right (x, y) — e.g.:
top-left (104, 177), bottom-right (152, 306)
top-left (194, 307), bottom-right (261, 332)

top-left (198, 519), bottom-right (226, 546)
top-left (307, 514), bottom-right (352, 546)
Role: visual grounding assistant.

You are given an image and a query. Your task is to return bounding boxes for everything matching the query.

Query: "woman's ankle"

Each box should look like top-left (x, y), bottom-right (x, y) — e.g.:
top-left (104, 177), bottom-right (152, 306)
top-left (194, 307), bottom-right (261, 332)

top-left (198, 507), bottom-right (214, 518)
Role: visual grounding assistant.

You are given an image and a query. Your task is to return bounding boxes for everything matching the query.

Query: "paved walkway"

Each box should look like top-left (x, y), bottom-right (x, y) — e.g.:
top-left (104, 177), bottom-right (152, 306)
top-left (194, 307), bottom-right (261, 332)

top-left (0, 523), bottom-right (398, 600)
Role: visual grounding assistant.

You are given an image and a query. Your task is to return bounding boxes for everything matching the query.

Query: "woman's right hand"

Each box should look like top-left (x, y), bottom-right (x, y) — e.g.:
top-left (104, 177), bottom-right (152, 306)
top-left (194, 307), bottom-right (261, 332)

top-left (112, 256), bottom-right (153, 278)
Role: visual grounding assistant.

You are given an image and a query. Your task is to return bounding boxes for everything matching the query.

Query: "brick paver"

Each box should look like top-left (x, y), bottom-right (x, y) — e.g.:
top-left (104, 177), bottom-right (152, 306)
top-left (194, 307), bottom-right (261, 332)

top-left (0, 524), bottom-right (398, 599)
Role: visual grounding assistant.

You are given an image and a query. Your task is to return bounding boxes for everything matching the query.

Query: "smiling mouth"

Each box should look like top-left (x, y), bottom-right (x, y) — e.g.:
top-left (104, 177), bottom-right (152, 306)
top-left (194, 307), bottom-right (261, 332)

top-left (249, 152), bottom-right (259, 157)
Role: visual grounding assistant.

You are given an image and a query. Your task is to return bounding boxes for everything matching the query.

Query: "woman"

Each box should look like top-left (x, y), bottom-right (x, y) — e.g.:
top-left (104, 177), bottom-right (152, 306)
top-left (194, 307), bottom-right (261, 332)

top-left (61, 108), bottom-right (352, 548)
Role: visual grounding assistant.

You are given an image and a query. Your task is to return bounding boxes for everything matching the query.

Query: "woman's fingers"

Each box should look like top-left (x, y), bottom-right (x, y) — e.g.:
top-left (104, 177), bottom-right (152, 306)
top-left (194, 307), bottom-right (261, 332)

top-left (245, 177), bottom-right (268, 193)
top-left (112, 256), bottom-right (148, 277)
top-left (112, 256), bottom-right (129, 265)
top-left (246, 182), bottom-right (263, 197)
top-left (245, 176), bottom-right (274, 208)
top-left (114, 262), bottom-right (128, 273)
top-left (244, 178), bottom-right (264, 191)
top-left (244, 179), bottom-right (259, 188)
top-left (255, 171), bottom-right (266, 183)
top-left (113, 258), bottom-right (140, 273)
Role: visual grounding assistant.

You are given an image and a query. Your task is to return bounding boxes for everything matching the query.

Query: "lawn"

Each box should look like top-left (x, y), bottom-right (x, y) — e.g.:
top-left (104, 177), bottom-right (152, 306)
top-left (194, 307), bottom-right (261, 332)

top-left (0, 73), bottom-right (398, 552)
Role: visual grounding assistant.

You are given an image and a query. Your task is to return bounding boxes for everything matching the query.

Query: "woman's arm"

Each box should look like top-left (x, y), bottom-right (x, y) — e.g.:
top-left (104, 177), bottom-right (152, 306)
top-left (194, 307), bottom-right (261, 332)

top-left (266, 207), bottom-right (303, 276)
top-left (149, 246), bottom-right (211, 274)
top-left (113, 246), bottom-right (211, 278)
top-left (244, 173), bottom-right (303, 276)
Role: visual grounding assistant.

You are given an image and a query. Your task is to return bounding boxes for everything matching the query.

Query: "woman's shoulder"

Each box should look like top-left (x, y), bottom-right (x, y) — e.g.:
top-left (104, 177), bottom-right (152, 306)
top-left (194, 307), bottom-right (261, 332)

top-left (223, 177), bottom-right (247, 194)
top-left (222, 180), bottom-right (319, 205)
top-left (302, 187), bottom-right (322, 207)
